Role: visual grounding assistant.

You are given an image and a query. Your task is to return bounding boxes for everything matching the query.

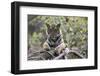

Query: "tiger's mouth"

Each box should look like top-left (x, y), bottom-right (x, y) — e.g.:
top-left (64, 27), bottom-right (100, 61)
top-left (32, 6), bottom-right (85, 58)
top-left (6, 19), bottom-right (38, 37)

top-left (49, 34), bottom-right (61, 42)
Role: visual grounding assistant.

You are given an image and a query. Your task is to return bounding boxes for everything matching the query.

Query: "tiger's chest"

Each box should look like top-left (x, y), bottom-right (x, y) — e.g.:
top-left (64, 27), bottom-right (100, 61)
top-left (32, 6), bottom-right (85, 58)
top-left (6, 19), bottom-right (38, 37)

top-left (47, 35), bottom-right (62, 48)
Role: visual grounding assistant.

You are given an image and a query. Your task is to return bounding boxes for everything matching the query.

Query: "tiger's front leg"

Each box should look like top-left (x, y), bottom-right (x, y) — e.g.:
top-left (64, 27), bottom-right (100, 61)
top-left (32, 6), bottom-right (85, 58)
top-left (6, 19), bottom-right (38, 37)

top-left (55, 42), bottom-right (66, 55)
top-left (43, 41), bottom-right (51, 51)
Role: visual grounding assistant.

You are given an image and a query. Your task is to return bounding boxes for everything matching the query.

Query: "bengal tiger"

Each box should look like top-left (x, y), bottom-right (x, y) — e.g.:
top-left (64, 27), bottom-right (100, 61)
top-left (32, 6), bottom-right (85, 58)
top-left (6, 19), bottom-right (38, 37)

top-left (43, 23), bottom-right (66, 59)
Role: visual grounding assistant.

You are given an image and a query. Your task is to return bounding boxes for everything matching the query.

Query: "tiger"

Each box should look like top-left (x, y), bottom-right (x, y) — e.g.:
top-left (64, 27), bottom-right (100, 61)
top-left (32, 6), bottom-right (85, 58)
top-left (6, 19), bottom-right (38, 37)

top-left (43, 23), bottom-right (66, 59)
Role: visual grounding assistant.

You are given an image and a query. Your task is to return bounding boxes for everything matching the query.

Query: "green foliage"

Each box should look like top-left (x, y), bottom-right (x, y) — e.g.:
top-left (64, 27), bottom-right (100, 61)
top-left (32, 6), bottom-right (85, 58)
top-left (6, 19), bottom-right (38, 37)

top-left (28, 15), bottom-right (88, 58)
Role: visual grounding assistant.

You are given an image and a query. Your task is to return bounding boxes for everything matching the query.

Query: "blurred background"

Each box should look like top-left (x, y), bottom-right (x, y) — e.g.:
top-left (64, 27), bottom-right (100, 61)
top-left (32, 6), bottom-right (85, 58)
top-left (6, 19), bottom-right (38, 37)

top-left (28, 15), bottom-right (88, 60)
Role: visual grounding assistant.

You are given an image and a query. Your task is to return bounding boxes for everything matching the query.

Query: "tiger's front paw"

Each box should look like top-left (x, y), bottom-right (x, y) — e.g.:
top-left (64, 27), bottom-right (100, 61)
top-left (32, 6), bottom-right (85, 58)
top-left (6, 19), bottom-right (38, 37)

top-left (43, 42), bottom-right (50, 51)
top-left (55, 43), bottom-right (65, 54)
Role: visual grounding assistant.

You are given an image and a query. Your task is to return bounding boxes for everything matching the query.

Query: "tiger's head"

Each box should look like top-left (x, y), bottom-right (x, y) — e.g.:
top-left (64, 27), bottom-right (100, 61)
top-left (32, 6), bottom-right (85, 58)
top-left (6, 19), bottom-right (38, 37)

top-left (46, 23), bottom-right (61, 42)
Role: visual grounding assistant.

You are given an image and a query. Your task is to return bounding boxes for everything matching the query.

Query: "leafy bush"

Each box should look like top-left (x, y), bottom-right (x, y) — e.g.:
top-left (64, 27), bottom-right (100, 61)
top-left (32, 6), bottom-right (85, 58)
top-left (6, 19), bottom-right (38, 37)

top-left (28, 15), bottom-right (88, 58)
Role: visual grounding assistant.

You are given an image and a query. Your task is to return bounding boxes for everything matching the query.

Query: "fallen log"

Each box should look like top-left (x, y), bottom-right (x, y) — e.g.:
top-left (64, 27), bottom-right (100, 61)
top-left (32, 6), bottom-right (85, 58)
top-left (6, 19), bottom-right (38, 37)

top-left (54, 48), bottom-right (84, 60)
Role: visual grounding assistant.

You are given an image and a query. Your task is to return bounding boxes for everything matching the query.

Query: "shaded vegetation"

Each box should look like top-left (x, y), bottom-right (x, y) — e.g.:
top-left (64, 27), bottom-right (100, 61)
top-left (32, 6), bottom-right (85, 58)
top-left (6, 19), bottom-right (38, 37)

top-left (28, 15), bottom-right (88, 59)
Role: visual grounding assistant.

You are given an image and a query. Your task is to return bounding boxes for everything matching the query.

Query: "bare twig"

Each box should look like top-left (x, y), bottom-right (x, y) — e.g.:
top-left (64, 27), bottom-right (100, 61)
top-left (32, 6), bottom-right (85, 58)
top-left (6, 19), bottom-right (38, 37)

top-left (54, 48), bottom-right (84, 60)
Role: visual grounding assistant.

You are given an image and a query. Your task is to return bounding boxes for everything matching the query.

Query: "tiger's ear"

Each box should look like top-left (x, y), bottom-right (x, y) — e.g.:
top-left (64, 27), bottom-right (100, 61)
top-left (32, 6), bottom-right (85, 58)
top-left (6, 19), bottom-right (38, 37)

top-left (46, 23), bottom-right (50, 29)
top-left (57, 24), bottom-right (61, 28)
